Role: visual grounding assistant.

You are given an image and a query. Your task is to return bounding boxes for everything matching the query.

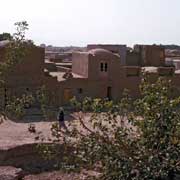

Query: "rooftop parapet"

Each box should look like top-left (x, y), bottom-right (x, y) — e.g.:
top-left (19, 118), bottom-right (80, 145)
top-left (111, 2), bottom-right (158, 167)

top-left (124, 66), bottom-right (141, 77)
top-left (158, 66), bottom-right (175, 76)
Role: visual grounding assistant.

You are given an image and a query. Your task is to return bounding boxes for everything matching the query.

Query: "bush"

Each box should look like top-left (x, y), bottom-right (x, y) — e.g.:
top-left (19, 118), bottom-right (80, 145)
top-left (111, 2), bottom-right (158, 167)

top-left (46, 76), bottom-right (180, 180)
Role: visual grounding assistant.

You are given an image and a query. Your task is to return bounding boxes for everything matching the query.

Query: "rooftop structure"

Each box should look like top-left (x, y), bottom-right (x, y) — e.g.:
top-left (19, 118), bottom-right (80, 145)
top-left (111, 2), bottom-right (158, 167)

top-left (1, 43), bottom-right (180, 107)
top-left (87, 44), bottom-right (127, 65)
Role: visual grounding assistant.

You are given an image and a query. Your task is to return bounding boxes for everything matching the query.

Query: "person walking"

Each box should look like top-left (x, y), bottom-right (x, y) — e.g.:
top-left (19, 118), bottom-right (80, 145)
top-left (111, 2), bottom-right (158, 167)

top-left (57, 107), bottom-right (68, 131)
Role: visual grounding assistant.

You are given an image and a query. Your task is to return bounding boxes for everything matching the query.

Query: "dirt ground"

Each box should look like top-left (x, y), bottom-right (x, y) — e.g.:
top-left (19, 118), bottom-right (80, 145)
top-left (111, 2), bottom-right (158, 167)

top-left (0, 113), bottom-right (91, 180)
top-left (0, 111), bottom-right (83, 149)
top-left (0, 119), bottom-right (53, 150)
top-left (24, 170), bottom-right (98, 180)
top-left (0, 112), bottom-right (133, 179)
top-left (0, 112), bottom-right (135, 150)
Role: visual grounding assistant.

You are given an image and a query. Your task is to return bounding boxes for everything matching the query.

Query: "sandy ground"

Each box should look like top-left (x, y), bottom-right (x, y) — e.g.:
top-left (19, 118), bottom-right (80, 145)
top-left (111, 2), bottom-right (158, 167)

top-left (0, 112), bottom-right (81, 150)
top-left (0, 114), bottom-right (99, 179)
top-left (0, 119), bottom-right (54, 150)
top-left (0, 112), bottom-right (93, 150)
top-left (0, 113), bottom-right (135, 179)
top-left (0, 112), bottom-right (135, 150)
top-left (24, 170), bottom-right (99, 180)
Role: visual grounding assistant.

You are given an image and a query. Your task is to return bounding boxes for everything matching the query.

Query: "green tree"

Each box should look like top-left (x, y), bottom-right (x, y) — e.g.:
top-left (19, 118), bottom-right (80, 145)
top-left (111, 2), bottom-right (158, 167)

top-left (0, 21), bottom-right (35, 119)
top-left (45, 75), bottom-right (180, 180)
top-left (0, 33), bottom-right (12, 41)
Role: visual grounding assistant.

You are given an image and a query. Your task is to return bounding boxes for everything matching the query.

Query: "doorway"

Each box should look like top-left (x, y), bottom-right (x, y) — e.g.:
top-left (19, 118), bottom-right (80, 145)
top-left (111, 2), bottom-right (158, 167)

top-left (63, 88), bottom-right (73, 104)
top-left (107, 86), bottom-right (112, 100)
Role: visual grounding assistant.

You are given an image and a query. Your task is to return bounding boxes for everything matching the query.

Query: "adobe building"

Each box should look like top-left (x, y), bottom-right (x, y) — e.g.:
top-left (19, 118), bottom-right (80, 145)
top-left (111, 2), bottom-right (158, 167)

top-left (133, 44), bottom-right (165, 66)
top-left (1, 41), bottom-right (180, 108)
top-left (126, 49), bottom-right (140, 66)
top-left (87, 44), bottom-right (127, 65)
top-left (44, 44), bottom-right (180, 106)
top-left (0, 41), bottom-right (45, 107)
top-left (44, 48), bottom-right (124, 105)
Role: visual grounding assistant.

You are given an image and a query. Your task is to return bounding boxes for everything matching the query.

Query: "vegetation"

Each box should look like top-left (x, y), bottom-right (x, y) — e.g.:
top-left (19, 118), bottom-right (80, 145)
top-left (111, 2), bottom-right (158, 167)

top-left (0, 33), bottom-right (12, 41)
top-left (36, 85), bottom-right (56, 120)
top-left (0, 22), bottom-right (52, 120)
top-left (0, 21), bottom-right (179, 180)
top-left (5, 94), bottom-right (34, 119)
top-left (0, 21), bottom-right (35, 119)
top-left (0, 21), bottom-right (30, 76)
top-left (40, 75), bottom-right (180, 180)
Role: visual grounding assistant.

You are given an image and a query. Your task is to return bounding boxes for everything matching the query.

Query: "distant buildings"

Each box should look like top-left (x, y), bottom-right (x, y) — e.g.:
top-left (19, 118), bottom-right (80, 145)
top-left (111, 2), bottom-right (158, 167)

top-left (165, 49), bottom-right (180, 71)
top-left (44, 44), bottom-right (179, 106)
top-left (1, 42), bottom-right (180, 107)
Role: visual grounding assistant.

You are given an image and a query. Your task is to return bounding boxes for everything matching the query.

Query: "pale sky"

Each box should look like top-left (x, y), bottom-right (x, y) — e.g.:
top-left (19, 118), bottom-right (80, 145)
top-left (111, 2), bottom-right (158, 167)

top-left (0, 0), bottom-right (179, 47)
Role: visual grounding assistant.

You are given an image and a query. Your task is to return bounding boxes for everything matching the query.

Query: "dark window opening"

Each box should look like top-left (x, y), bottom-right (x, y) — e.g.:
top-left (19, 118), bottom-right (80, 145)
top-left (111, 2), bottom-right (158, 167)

top-left (100, 62), bottom-right (108, 72)
top-left (78, 88), bottom-right (83, 94)
top-left (100, 63), bottom-right (104, 72)
top-left (107, 86), bottom-right (112, 100)
top-left (104, 63), bottom-right (108, 72)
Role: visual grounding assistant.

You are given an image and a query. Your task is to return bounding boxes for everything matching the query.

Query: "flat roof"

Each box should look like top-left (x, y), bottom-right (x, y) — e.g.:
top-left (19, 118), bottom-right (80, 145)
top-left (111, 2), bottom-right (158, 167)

top-left (142, 67), bottom-right (158, 73)
top-left (55, 62), bottom-right (72, 66)
top-left (49, 71), bottom-right (86, 82)
top-left (175, 70), bottom-right (180, 74)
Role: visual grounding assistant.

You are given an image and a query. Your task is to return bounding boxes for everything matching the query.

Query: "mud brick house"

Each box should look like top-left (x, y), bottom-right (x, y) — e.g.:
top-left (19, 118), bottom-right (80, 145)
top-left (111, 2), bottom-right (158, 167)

top-left (133, 44), bottom-right (165, 66)
top-left (44, 48), bottom-right (125, 105)
top-left (44, 44), bottom-right (180, 106)
top-left (0, 41), bottom-right (44, 107)
top-left (87, 44), bottom-right (127, 65)
top-left (1, 41), bottom-right (180, 107)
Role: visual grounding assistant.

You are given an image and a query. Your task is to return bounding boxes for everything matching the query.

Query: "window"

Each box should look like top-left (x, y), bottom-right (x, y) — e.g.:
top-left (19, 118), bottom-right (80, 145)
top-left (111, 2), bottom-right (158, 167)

top-left (78, 88), bottom-right (83, 94)
top-left (104, 63), bottom-right (108, 72)
top-left (107, 86), bottom-right (112, 100)
top-left (100, 62), bottom-right (108, 72)
top-left (100, 62), bottom-right (104, 72)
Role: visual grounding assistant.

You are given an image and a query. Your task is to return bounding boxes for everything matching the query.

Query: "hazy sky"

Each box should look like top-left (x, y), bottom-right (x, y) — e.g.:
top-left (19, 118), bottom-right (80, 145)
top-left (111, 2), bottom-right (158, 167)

top-left (0, 0), bottom-right (180, 47)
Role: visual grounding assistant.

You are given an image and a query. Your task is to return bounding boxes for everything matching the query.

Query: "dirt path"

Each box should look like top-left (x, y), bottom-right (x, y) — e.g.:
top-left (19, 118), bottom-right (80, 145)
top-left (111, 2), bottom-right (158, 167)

top-left (0, 119), bottom-right (53, 150)
top-left (0, 112), bottom-right (134, 150)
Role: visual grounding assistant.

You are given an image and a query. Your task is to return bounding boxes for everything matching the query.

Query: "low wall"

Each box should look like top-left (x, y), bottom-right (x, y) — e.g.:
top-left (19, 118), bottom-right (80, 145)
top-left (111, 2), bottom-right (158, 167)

top-left (0, 143), bottom-right (62, 173)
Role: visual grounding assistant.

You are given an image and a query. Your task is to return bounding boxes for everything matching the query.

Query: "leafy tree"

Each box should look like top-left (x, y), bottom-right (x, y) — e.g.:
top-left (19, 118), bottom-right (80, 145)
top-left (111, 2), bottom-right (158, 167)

top-left (36, 85), bottom-right (56, 120)
top-left (5, 93), bottom-right (35, 119)
top-left (0, 33), bottom-right (12, 41)
top-left (42, 75), bottom-right (180, 180)
top-left (0, 21), bottom-right (35, 119)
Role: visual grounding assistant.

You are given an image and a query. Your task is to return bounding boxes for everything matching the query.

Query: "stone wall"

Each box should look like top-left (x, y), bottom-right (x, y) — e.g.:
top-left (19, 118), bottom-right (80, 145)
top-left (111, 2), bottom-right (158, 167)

top-left (72, 52), bottom-right (89, 78)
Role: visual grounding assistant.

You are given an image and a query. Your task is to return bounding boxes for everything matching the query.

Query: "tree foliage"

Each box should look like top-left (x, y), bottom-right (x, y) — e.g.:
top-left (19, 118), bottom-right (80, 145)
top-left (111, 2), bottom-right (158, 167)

top-left (0, 33), bottom-right (12, 41)
top-left (46, 75), bottom-right (180, 180)
top-left (0, 21), bottom-right (35, 119)
top-left (5, 94), bottom-right (35, 119)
